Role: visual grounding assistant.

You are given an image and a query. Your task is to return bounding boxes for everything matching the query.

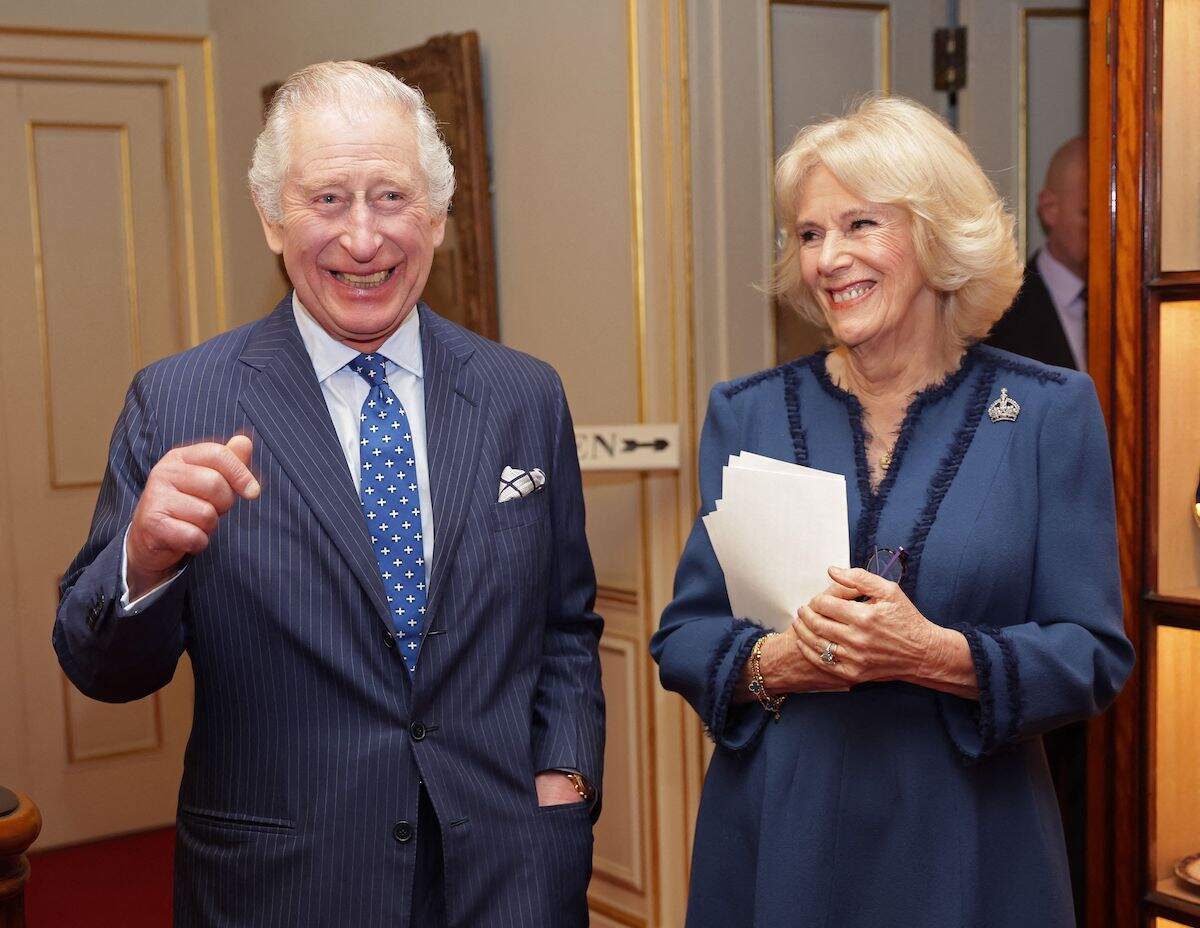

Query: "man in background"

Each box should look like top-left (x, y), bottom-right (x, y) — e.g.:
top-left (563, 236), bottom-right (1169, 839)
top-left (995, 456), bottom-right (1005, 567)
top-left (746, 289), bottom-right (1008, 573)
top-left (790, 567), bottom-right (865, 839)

top-left (988, 136), bottom-right (1088, 371)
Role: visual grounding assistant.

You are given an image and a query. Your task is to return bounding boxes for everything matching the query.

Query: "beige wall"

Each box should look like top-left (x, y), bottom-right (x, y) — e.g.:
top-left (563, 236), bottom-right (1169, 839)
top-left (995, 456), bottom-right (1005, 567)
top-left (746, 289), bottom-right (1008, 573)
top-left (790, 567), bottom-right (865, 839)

top-left (0, 0), bottom-right (207, 33)
top-left (209, 0), bottom-right (635, 400)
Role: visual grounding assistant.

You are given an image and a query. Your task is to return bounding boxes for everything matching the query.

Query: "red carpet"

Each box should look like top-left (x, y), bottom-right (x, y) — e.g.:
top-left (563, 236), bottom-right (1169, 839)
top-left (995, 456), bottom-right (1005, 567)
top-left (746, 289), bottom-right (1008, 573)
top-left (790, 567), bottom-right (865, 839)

top-left (24, 828), bottom-right (175, 927)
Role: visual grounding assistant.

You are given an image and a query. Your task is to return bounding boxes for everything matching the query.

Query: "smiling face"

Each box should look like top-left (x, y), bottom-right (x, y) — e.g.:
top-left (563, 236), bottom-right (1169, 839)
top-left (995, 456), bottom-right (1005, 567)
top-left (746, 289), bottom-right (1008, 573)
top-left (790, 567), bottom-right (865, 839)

top-left (794, 166), bottom-right (937, 351)
top-left (256, 102), bottom-right (445, 352)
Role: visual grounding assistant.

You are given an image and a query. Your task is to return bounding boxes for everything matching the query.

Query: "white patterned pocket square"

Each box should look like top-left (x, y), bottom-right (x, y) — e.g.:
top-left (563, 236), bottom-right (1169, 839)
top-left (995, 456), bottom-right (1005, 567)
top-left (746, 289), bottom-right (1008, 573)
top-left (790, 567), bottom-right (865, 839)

top-left (498, 466), bottom-right (546, 503)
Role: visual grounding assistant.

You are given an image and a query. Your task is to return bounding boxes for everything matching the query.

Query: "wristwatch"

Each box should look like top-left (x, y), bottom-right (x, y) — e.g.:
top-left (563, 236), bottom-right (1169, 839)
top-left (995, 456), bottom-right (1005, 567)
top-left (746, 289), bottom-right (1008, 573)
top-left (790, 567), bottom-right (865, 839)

top-left (562, 771), bottom-right (595, 803)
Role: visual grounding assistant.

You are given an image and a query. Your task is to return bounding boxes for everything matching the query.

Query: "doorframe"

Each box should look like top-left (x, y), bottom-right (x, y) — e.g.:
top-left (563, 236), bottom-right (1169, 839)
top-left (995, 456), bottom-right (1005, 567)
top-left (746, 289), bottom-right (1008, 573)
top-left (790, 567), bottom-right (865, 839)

top-left (1083, 1), bottom-right (1143, 926)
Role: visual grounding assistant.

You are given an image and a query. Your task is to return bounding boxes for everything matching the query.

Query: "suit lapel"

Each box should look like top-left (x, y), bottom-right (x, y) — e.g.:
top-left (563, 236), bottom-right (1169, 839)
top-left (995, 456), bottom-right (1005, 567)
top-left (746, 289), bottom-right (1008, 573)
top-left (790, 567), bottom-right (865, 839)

top-left (418, 304), bottom-right (486, 628)
top-left (1025, 261), bottom-right (1079, 370)
top-left (237, 297), bottom-right (392, 630)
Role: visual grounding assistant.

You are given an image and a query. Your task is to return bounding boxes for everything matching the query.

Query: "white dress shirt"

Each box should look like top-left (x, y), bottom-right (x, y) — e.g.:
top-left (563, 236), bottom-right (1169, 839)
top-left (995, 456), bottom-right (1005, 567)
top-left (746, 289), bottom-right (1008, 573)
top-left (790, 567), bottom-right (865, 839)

top-left (290, 294), bottom-right (434, 566)
top-left (1037, 247), bottom-right (1088, 371)
top-left (120, 294), bottom-right (434, 612)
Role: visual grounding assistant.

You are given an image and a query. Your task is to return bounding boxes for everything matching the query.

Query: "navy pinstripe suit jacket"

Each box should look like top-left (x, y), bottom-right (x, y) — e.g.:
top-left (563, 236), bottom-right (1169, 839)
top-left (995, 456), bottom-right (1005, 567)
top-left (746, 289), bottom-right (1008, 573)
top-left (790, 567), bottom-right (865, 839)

top-left (54, 296), bottom-right (605, 927)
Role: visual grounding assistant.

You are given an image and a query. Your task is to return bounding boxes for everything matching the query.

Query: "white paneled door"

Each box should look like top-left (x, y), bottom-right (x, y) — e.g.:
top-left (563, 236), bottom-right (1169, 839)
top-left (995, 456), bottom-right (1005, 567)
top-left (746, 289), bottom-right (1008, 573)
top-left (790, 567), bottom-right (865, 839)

top-left (0, 30), bottom-right (224, 848)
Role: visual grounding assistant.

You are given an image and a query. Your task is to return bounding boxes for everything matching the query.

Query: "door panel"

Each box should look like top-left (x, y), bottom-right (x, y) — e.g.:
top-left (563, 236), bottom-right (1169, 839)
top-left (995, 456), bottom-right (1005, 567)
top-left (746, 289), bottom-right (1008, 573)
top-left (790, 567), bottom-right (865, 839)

top-left (0, 30), bottom-right (223, 849)
top-left (0, 74), bottom-right (192, 849)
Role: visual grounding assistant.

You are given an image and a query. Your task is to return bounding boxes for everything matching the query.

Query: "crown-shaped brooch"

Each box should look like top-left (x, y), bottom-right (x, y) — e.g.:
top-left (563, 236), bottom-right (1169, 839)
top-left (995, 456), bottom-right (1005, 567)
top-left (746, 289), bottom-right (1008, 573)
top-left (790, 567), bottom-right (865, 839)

top-left (988, 387), bottom-right (1020, 423)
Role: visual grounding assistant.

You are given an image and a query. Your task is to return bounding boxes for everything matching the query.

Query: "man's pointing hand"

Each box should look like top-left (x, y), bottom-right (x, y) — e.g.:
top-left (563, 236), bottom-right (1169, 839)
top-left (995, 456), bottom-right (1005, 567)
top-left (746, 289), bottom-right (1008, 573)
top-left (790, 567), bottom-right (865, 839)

top-left (125, 435), bottom-right (259, 600)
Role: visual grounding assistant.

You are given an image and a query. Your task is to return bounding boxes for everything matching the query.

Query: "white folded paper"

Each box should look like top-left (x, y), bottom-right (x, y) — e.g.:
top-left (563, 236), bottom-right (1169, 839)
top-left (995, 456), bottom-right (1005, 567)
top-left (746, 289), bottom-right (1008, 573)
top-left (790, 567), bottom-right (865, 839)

top-left (703, 452), bottom-right (850, 631)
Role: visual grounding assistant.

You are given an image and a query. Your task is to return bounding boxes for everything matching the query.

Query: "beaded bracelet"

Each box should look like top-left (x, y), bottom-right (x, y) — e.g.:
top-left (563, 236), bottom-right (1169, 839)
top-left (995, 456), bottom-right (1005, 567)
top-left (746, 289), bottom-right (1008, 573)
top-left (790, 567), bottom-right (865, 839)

top-left (747, 633), bottom-right (787, 721)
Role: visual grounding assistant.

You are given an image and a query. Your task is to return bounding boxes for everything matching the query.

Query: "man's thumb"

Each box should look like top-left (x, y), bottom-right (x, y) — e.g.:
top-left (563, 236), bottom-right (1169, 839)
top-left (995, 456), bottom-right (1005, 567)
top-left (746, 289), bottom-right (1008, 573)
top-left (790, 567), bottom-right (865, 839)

top-left (226, 434), bottom-right (254, 467)
top-left (225, 435), bottom-right (259, 499)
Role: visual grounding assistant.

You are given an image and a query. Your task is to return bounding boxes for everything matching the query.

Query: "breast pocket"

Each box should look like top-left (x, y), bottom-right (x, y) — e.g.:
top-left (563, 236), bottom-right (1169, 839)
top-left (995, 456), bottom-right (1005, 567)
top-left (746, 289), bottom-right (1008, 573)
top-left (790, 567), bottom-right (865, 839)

top-left (490, 491), bottom-right (550, 532)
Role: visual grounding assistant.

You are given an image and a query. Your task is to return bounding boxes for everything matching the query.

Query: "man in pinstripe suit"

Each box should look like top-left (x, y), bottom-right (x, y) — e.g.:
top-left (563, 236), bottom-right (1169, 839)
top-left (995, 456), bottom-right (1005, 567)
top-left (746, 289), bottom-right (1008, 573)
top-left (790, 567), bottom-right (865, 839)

top-left (54, 61), bottom-right (604, 927)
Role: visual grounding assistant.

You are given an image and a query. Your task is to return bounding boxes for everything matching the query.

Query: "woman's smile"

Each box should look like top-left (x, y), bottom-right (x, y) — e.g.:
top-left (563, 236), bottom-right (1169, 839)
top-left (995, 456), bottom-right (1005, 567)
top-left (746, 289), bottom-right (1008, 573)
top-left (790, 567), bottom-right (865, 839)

top-left (826, 279), bottom-right (877, 307)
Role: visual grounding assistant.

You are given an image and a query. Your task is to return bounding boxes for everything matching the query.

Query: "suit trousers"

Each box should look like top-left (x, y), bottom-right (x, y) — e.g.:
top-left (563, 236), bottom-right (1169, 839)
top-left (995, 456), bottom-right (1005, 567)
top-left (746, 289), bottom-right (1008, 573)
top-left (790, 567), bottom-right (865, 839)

top-left (413, 785), bottom-right (447, 927)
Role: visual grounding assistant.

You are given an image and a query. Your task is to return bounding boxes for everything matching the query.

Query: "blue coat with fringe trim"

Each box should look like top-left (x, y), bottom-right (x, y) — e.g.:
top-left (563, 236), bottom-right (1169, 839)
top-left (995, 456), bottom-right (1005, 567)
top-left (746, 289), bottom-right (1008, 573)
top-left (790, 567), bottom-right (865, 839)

top-left (651, 345), bottom-right (1133, 928)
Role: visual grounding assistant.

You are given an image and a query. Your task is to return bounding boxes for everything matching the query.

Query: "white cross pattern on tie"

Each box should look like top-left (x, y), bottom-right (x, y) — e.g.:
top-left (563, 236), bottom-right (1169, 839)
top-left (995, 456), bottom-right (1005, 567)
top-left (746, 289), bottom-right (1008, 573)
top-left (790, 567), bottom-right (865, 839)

top-left (349, 353), bottom-right (428, 672)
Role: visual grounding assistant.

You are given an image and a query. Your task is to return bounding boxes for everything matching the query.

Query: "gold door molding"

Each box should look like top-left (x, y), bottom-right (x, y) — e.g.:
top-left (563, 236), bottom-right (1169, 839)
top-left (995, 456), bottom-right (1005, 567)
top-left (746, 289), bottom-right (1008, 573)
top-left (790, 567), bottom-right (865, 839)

top-left (584, 2), bottom-right (702, 926)
top-left (0, 26), bottom-right (228, 344)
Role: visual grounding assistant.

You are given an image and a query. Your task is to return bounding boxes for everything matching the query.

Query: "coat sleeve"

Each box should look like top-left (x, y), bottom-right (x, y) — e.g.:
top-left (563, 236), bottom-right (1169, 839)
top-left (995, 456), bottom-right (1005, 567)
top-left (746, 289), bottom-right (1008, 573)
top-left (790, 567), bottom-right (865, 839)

top-left (530, 374), bottom-right (606, 795)
top-left (53, 370), bottom-right (189, 703)
top-left (938, 373), bottom-right (1135, 760)
top-left (651, 385), bottom-right (772, 752)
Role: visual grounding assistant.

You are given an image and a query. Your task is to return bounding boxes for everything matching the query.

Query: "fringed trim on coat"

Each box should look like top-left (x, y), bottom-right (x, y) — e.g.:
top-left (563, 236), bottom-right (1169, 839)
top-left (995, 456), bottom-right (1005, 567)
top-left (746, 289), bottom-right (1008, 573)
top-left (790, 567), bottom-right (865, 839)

top-left (808, 348), bottom-right (979, 567)
top-left (782, 364), bottom-right (809, 465)
top-left (982, 625), bottom-right (1023, 743)
top-left (979, 349), bottom-right (1069, 385)
top-left (953, 621), bottom-right (997, 755)
top-left (901, 360), bottom-right (998, 597)
top-left (806, 353), bottom-right (873, 558)
top-left (721, 362), bottom-right (790, 399)
top-left (934, 692), bottom-right (980, 766)
top-left (703, 618), bottom-right (768, 744)
top-left (720, 359), bottom-right (811, 466)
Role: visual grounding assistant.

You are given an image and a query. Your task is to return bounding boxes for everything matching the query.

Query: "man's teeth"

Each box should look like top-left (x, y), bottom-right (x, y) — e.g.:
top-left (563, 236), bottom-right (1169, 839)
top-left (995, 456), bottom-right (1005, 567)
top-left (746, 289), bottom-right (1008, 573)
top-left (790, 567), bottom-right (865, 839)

top-left (334, 269), bottom-right (390, 287)
top-left (831, 283), bottom-right (874, 304)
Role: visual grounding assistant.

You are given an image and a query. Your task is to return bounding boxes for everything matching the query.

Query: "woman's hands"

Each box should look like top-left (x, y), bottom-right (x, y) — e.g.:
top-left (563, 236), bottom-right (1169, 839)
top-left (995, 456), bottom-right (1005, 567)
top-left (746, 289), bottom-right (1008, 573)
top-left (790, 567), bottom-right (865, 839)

top-left (749, 626), bottom-right (851, 697)
top-left (790, 566), bottom-right (979, 697)
top-left (735, 565), bottom-right (979, 703)
top-left (733, 598), bottom-right (851, 703)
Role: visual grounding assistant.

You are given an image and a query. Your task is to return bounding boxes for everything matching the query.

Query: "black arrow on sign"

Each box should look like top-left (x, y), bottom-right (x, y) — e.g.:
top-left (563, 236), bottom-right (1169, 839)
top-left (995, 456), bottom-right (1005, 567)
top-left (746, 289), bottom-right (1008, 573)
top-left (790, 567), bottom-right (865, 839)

top-left (623, 439), bottom-right (670, 452)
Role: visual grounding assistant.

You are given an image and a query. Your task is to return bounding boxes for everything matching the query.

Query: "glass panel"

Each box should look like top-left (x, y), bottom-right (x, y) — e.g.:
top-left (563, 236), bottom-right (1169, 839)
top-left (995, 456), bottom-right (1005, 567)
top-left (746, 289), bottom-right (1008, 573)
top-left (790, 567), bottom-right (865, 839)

top-left (1154, 626), bottom-right (1200, 906)
top-left (1156, 302), bottom-right (1200, 600)
top-left (1160, 0), bottom-right (1200, 271)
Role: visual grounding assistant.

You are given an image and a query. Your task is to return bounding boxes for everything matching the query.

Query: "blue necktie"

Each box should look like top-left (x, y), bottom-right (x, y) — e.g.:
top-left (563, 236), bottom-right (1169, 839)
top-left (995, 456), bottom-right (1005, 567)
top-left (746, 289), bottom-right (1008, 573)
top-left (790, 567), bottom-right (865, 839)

top-left (348, 353), bottom-right (428, 672)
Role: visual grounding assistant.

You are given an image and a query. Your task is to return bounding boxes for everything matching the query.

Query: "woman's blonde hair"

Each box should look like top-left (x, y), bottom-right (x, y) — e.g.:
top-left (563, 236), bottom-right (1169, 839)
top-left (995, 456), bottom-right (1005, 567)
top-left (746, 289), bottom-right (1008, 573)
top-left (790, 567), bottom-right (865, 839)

top-left (770, 96), bottom-right (1022, 348)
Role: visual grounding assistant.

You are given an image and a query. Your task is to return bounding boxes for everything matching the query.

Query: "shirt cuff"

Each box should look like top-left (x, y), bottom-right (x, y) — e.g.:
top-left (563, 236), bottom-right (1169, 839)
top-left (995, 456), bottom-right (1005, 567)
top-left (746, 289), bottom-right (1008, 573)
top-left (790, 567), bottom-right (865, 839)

top-left (119, 525), bottom-right (184, 615)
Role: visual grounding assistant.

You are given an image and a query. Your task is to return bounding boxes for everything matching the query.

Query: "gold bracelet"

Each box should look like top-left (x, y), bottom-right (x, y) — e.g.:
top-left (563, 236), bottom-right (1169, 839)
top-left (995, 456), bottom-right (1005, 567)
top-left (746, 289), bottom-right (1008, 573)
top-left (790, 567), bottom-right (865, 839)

top-left (748, 633), bottom-right (787, 721)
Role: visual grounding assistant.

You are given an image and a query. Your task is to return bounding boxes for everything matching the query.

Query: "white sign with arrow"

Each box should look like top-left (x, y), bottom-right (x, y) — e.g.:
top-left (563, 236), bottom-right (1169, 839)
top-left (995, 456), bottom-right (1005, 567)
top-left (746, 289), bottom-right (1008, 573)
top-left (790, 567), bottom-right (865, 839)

top-left (574, 424), bottom-right (680, 472)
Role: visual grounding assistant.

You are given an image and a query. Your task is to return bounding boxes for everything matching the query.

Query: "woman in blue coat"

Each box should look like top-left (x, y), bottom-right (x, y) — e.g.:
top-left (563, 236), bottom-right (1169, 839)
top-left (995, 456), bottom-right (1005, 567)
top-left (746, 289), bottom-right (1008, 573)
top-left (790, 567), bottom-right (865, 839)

top-left (651, 96), bottom-right (1134, 928)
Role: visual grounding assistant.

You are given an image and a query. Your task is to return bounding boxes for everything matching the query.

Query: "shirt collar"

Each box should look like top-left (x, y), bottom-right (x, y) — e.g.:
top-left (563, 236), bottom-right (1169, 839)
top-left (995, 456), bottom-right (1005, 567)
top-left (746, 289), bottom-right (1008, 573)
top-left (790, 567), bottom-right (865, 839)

top-left (1036, 248), bottom-right (1086, 315)
top-left (291, 292), bottom-right (423, 383)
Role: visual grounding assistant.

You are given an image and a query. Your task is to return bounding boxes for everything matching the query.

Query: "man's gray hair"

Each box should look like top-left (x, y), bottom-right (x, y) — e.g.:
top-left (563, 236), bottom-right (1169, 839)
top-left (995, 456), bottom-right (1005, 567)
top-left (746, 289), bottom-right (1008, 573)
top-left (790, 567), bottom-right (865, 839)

top-left (248, 60), bottom-right (455, 222)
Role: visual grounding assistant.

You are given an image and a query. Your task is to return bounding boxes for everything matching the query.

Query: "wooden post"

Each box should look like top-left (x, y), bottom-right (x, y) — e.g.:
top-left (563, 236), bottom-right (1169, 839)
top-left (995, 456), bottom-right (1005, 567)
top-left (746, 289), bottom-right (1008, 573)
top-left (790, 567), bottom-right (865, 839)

top-left (0, 788), bottom-right (41, 928)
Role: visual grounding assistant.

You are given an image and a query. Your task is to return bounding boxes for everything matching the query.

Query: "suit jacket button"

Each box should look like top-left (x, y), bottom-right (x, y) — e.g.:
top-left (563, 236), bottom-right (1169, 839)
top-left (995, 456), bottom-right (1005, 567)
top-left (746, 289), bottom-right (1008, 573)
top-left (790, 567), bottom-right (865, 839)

top-left (393, 821), bottom-right (414, 843)
top-left (383, 631), bottom-right (396, 649)
top-left (409, 721), bottom-right (426, 741)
